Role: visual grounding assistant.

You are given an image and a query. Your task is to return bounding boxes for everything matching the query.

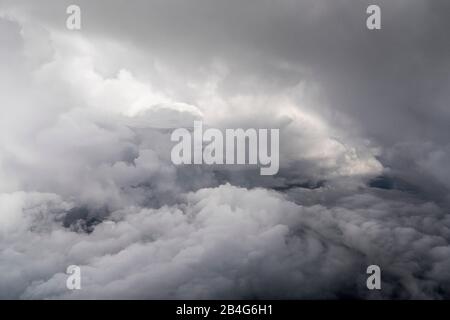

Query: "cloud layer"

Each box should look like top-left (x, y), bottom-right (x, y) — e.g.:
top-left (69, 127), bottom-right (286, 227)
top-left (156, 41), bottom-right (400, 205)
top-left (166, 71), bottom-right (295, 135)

top-left (0, 0), bottom-right (449, 299)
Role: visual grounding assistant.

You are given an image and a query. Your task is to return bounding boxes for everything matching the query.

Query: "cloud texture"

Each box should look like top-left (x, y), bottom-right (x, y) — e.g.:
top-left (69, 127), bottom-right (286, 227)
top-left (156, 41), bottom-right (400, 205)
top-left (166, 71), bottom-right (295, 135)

top-left (0, 0), bottom-right (449, 299)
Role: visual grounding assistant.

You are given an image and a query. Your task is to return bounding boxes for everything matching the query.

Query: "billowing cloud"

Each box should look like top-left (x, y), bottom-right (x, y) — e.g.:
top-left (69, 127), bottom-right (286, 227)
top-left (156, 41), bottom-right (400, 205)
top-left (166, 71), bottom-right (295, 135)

top-left (0, 0), bottom-right (449, 299)
top-left (1, 185), bottom-right (449, 299)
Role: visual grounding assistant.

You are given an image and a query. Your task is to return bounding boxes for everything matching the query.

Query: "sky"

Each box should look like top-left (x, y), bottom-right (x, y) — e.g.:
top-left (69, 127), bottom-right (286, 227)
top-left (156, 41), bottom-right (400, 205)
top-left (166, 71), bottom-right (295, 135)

top-left (0, 0), bottom-right (450, 299)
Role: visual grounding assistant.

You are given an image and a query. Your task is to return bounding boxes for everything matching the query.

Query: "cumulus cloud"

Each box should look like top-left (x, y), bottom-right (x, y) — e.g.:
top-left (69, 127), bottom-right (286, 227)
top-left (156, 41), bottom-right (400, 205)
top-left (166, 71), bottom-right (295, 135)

top-left (0, 0), bottom-right (449, 299)
top-left (1, 185), bottom-right (449, 299)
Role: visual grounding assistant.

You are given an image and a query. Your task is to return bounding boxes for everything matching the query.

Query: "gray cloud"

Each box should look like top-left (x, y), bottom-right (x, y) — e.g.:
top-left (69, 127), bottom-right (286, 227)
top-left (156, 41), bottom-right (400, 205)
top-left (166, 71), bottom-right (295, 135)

top-left (0, 0), bottom-right (449, 299)
top-left (2, 185), bottom-right (449, 299)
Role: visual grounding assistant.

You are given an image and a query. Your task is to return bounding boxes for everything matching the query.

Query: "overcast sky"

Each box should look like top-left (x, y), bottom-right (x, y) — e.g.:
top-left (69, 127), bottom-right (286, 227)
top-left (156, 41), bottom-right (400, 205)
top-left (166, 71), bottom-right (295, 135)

top-left (0, 0), bottom-right (450, 299)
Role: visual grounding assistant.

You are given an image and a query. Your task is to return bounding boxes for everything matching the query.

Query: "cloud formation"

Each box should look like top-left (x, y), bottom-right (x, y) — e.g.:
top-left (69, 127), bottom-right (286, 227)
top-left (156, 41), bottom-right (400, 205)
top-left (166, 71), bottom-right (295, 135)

top-left (0, 0), bottom-right (449, 299)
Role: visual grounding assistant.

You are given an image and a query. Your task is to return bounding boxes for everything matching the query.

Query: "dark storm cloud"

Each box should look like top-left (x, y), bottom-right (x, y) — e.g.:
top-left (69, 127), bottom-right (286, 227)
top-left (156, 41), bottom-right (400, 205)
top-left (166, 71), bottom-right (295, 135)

top-left (29, 0), bottom-right (448, 199)
top-left (0, 0), bottom-right (450, 299)
top-left (12, 0), bottom-right (450, 131)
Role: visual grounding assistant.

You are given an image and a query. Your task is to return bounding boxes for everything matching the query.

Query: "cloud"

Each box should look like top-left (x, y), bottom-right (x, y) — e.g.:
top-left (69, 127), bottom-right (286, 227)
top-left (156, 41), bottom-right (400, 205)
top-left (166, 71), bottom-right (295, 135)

top-left (0, 184), bottom-right (446, 299)
top-left (0, 0), bottom-right (449, 299)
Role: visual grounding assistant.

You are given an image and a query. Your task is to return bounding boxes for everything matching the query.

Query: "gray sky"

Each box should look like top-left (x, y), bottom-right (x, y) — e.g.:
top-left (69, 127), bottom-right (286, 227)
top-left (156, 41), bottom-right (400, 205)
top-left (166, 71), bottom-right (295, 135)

top-left (0, 0), bottom-right (450, 299)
